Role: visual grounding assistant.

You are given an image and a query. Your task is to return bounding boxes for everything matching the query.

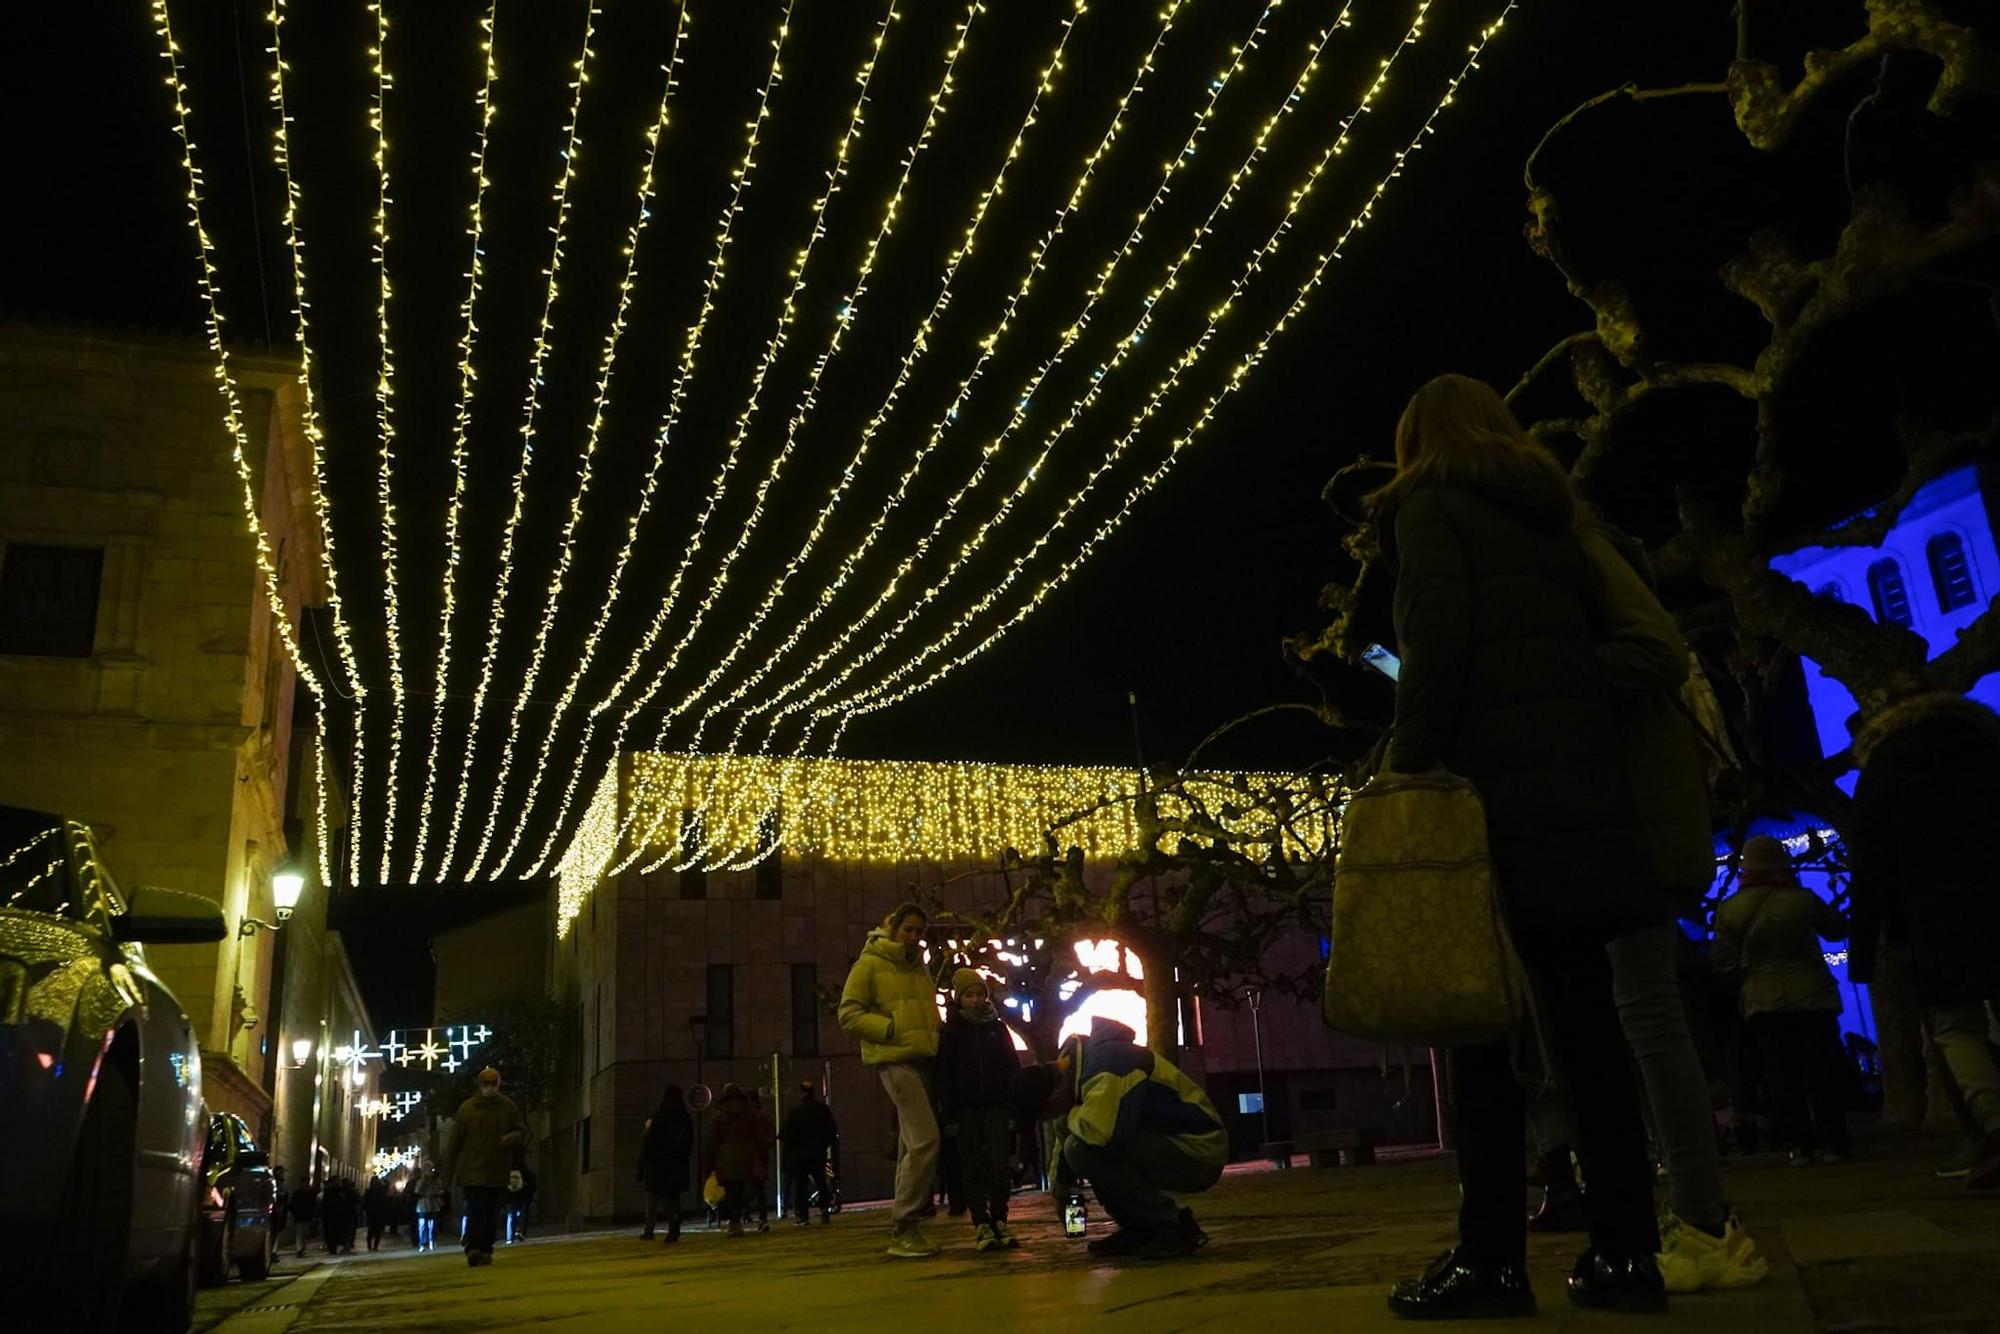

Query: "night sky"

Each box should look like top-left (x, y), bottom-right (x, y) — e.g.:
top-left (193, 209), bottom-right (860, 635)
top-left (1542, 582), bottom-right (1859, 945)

top-left (21, 0), bottom-right (1988, 938)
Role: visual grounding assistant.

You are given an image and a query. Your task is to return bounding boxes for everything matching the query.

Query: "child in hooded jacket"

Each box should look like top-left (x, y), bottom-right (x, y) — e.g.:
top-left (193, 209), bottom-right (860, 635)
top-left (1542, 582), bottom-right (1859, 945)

top-left (935, 968), bottom-right (1026, 1251)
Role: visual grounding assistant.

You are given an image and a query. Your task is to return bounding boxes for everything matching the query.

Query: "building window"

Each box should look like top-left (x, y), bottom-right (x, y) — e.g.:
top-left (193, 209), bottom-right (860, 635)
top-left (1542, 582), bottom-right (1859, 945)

top-left (706, 964), bottom-right (734, 1060)
top-left (678, 809), bottom-right (706, 900)
top-left (791, 963), bottom-right (818, 1056)
top-left (0, 543), bottom-right (103, 657)
top-left (1867, 558), bottom-right (1913, 628)
top-left (1927, 533), bottom-right (1977, 612)
top-left (1815, 581), bottom-right (1844, 603)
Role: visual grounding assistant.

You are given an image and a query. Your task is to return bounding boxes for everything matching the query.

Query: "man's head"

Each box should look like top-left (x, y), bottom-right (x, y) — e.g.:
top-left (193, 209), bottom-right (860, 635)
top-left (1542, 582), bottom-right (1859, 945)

top-left (1011, 1048), bottom-right (1076, 1128)
top-left (798, 1080), bottom-right (818, 1102)
top-left (477, 1067), bottom-right (501, 1099)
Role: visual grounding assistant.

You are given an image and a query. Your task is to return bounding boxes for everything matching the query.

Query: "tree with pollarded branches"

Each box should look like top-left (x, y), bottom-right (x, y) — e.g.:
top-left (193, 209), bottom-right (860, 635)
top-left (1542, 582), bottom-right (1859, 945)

top-left (1298, 0), bottom-right (1998, 1123)
top-left (905, 730), bottom-right (1341, 1063)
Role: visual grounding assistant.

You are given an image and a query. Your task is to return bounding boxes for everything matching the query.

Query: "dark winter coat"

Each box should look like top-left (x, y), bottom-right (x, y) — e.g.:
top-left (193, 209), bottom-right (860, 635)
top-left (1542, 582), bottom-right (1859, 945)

top-left (779, 1097), bottom-right (837, 1163)
top-left (1849, 695), bottom-right (2000, 1006)
top-left (707, 1090), bottom-right (763, 1183)
top-left (445, 1091), bottom-right (530, 1189)
top-left (637, 1103), bottom-right (695, 1197)
top-left (934, 1008), bottom-right (1024, 1120)
top-left (290, 1185), bottom-right (319, 1224)
top-left (1386, 481), bottom-right (1659, 940)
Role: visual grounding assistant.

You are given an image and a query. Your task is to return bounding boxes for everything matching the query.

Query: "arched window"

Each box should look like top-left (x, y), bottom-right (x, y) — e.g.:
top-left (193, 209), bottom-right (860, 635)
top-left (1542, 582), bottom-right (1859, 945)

top-left (1927, 533), bottom-right (1977, 612)
top-left (1815, 581), bottom-right (1845, 603)
top-left (1868, 559), bottom-right (1913, 628)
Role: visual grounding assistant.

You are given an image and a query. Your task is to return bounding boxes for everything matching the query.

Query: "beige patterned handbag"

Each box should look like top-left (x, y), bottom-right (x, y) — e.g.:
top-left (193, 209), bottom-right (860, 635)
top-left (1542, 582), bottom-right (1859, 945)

top-left (1322, 768), bottom-right (1528, 1046)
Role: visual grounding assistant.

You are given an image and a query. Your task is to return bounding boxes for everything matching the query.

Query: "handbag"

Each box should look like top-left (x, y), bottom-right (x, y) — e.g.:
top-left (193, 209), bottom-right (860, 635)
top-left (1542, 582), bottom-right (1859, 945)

top-left (1322, 765), bottom-right (1528, 1046)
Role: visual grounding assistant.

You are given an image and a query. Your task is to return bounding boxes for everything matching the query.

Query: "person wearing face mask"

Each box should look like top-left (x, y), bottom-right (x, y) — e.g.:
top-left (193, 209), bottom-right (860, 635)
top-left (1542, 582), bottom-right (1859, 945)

top-left (838, 902), bottom-right (944, 1258)
top-left (935, 969), bottom-right (1027, 1252)
top-left (445, 1067), bottom-right (529, 1268)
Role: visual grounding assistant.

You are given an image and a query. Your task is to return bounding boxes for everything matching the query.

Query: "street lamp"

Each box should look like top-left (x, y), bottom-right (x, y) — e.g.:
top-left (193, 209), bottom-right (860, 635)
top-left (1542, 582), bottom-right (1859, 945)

top-left (272, 868), bottom-right (305, 923)
top-left (290, 1037), bottom-right (315, 1069)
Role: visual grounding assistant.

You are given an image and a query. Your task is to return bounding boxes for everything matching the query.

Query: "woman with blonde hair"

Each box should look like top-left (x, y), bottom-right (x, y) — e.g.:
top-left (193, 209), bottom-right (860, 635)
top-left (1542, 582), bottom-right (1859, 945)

top-left (1375, 375), bottom-right (1669, 1318)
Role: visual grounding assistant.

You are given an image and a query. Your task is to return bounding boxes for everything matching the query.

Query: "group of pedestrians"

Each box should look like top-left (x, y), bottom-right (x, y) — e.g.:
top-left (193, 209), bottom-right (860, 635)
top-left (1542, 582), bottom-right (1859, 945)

top-left (635, 1080), bottom-right (841, 1242)
top-left (1361, 373), bottom-right (1998, 1319)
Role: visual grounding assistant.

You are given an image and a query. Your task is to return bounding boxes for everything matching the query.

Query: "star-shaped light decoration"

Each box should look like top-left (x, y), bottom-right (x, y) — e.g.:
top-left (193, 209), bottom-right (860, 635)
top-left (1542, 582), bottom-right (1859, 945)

top-left (413, 1036), bottom-right (447, 1070)
top-left (382, 1030), bottom-right (409, 1067)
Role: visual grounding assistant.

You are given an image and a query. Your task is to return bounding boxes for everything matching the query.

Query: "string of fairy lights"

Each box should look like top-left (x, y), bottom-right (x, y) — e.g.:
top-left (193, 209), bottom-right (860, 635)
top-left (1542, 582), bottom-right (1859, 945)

top-left (150, 0), bottom-right (1517, 887)
top-left (476, 0), bottom-right (877, 882)
top-left (762, 0), bottom-right (1441, 747)
top-left (440, 2), bottom-right (602, 884)
top-left (409, 0), bottom-right (503, 886)
top-left (516, 2), bottom-right (984, 888)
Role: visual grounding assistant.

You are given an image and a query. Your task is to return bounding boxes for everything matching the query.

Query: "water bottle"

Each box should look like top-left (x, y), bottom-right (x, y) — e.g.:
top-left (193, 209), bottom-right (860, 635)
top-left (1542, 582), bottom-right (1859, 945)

top-left (1063, 1194), bottom-right (1088, 1239)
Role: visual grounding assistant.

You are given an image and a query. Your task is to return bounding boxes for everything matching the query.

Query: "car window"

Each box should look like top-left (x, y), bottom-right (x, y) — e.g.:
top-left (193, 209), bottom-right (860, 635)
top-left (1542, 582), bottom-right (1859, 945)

top-left (206, 1116), bottom-right (232, 1165)
top-left (0, 808), bottom-right (77, 920)
top-left (233, 1117), bottom-right (259, 1156)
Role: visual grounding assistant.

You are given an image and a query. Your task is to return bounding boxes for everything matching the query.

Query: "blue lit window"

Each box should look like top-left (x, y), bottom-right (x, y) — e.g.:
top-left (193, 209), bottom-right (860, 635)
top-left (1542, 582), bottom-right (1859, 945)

top-left (1927, 534), bottom-right (1977, 612)
top-left (1816, 582), bottom-right (1844, 603)
top-left (1868, 559), bottom-right (1913, 627)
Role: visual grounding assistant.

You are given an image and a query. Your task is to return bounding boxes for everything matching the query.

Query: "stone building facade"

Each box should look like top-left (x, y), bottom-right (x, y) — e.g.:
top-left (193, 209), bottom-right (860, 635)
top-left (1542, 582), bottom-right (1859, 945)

top-left (538, 755), bottom-right (1436, 1224)
top-left (0, 320), bottom-right (351, 1134)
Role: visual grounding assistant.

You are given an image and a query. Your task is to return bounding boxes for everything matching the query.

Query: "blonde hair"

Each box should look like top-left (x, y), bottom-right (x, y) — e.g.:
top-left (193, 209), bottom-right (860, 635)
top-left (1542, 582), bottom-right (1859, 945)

top-left (1370, 373), bottom-right (1574, 523)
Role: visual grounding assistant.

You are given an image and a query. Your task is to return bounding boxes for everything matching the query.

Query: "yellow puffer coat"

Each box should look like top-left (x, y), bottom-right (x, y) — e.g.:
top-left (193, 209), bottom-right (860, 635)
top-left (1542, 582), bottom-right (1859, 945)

top-left (837, 929), bottom-right (941, 1065)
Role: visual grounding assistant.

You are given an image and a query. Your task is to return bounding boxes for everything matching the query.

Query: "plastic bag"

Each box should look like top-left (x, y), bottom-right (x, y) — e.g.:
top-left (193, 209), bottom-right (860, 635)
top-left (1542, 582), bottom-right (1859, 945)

top-left (702, 1172), bottom-right (726, 1208)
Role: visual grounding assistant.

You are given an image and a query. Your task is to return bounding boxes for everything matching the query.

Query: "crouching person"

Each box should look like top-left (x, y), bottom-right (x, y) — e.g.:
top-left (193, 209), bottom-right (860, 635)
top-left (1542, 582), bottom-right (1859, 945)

top-left (1017, 1016), bottom-right (1225, 1260)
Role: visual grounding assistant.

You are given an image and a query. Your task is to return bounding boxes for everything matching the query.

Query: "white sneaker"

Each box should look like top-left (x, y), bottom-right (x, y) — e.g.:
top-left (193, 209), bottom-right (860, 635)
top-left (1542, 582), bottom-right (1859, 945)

top-left (1656, 1213), bottom-right (1770, 1294)
top-left (885, 1225), bottom-right (940, 1259)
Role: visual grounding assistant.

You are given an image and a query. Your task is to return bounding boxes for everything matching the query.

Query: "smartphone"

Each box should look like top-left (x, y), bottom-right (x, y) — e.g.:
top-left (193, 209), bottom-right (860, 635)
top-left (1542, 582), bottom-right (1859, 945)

top-left (1063, 1197), bottom-right (1088, 1239)
top-left (1362, 643), bottom-right (1401, 681)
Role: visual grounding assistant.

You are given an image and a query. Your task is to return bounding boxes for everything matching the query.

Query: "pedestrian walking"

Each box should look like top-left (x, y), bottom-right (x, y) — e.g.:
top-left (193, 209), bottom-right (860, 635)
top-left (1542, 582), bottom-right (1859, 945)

top-left (638, 1084), bottom-right (696, 1242)
top-left (780, 1082), bottom-right (838, 1225)
top-left (415, 1170), bottom-right (445, 1251)
top-left (837, 902), bottom-right (944, 1259)
top-left (1370, 374), bottom-right (1669, 1318)
top-left (321, 1178), bottom-right (358, 1254)
top-left (444, 1066), bottom-right (530, 1268)
top-left (289, 1179), bottom-right (320, 1257)
top-left (706, 1084), bottom-right (762, 1237)
top-left (935, 968), bottom-right (1025, 1252)
top-left (506, 1159), bottom-right (537, 1242)
top-left (1849, 691), bottom-right (2000, 1191)
top-left (363, 1175), bottom-right (389, 1251)
top-left (1714, 835), bottom-right (1853, 1166)
top-left (748, 1090), bottom-right (775, 1232)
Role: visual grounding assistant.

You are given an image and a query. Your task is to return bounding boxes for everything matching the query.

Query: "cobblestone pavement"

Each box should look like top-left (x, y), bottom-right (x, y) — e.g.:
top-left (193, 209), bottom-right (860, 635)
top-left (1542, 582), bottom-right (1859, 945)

top-left (202, 1131), bottom-right (2000, 1332)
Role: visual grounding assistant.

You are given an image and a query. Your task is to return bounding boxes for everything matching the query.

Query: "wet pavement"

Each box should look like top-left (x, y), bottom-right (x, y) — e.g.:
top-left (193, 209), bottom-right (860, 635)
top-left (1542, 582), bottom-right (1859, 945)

top-left (198, 1131), bottom-right (2000, 1332)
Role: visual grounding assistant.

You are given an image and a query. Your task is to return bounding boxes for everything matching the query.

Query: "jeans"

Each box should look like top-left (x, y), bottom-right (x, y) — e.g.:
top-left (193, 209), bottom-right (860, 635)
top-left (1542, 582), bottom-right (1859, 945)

top-left (1930, 1003), bottom-right (2000, 1135)
top-left (415, 1216), bottom-right (435, 1249)
top-left (1454, 934), bottom-right (1660, 1266)
top-left (1610, 923), bottom-right (1727, 1229)
top-left (461, 1185), bottom-right (503, 1256)
top-left (952, 1107), bottom-right (1015, 1225)
top-left (878, 1062), bottom-right (940, 1231)
top-left (1748, 1010), bottom-right (1851, 1154)
top-left (1062, 1132), bottom-right (1220, 1232)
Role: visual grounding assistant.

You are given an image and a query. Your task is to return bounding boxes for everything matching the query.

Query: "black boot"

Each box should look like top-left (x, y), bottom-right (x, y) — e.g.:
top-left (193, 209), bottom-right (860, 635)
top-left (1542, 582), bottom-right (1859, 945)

top-left (1389, 1249), bottom-right (1537, 1320)
top-left (1528, 1148), bottom-right (1588, 1234)
top-left (1566, 1251), bottom-right (1668, 1313)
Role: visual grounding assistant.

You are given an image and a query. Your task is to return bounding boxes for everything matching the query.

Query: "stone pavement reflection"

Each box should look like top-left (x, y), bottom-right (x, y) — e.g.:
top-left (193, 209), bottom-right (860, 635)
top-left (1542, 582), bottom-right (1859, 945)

top-left (205, 1132), bottom-right (2000, 1332)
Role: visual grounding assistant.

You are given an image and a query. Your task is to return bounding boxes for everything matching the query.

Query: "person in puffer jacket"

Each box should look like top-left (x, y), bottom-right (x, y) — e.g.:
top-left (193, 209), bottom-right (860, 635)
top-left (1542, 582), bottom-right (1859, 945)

top-left (936, 968), bottom-right (1027, 1252)
top-left (838, 902), bottom-right (944, 1258)
top-left (1020, 1016), bottom-right (1224, 1261)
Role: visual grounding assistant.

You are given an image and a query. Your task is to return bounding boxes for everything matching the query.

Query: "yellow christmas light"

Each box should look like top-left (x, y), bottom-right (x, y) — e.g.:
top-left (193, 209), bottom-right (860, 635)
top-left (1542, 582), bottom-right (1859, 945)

top-left (657, 0), bottom-right (1184, 763)
top-left (521, 0), bottom-right (985, 879)
top-left (834, 4), bottom-right (1521, 726)
top-left (365, 0), bottom-right (412, 885)
top-left (314, 716), bottom-right (334, 888)
top-left (685, 0), bottom-right (1304, 770)
top-left (769, 0), bottom-right (1435, 741)
top-left (409, 0), bottom-right (503, 885)
top-left (481, 0), bottom-right (853, 882)
top-left (561, 752), bottom-right (1326, 927)
top-left (440, 1), bottom-right (602, 883)
top-left (147, 0), bottom-right (322, 702)
top-left (614, 0), bottom-right (1100, 871)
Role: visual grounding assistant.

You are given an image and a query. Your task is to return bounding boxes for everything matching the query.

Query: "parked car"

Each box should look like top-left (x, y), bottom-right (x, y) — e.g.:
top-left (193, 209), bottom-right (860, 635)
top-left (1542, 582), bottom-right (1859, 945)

top-left (199, 1112), bottom-right (275, 1284)
top-left (0, 804), bottom-right (226, 1329)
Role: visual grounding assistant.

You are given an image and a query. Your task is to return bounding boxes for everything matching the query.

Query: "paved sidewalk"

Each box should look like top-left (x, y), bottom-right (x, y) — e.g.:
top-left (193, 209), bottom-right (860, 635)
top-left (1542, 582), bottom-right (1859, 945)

top-left (213, 1131), bottom-right (1999, 1332)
